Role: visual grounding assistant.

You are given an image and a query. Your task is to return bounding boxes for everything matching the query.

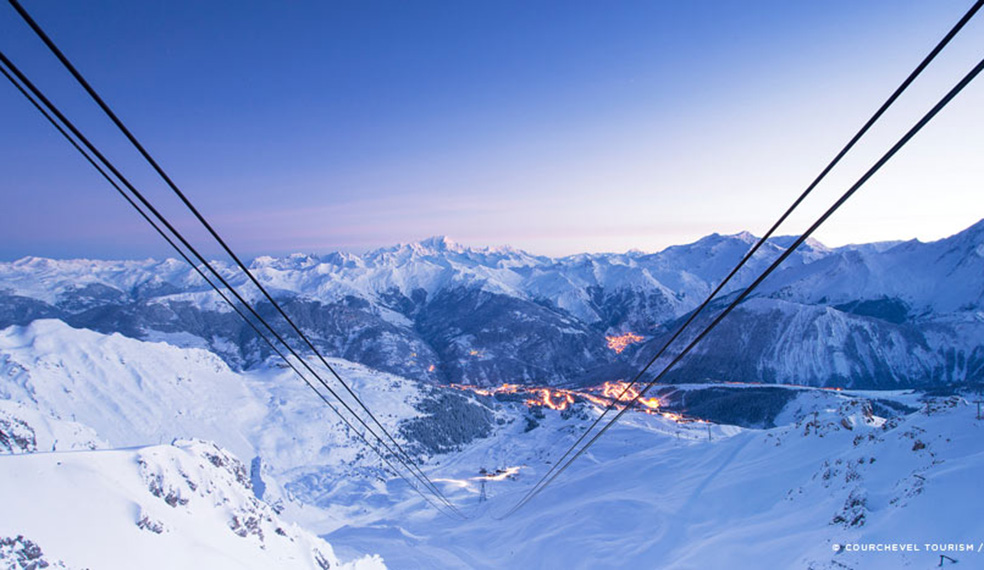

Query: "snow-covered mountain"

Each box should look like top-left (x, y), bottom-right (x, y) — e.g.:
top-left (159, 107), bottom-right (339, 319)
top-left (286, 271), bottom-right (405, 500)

top-left (3, 320), bottom-right (982, 569)
top-left (0, 434), bottom-right (385, 570)
top-left (0, 319), bottom-right (497, 504)
top-left (0, 318), bottom-right (491, 568)
top-left (1, 220), bottom-right (981, 390)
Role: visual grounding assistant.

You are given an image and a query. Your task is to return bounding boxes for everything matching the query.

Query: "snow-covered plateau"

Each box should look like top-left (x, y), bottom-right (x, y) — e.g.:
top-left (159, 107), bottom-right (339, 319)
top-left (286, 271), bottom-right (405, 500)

top-left (2, 225), bottom-right (983, 569)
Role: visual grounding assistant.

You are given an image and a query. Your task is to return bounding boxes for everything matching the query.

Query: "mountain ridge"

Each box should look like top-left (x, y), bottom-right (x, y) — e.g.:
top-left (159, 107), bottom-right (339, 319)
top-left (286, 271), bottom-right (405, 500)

top-left (1, 219), bottom-right (981, 389)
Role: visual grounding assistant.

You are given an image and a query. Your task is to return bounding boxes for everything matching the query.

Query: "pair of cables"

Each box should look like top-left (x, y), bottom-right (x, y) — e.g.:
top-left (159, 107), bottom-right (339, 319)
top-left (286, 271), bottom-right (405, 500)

top-left (0, 0), bottom-right (464, 519)
top-left (501, 0), bottom-right (984, 518)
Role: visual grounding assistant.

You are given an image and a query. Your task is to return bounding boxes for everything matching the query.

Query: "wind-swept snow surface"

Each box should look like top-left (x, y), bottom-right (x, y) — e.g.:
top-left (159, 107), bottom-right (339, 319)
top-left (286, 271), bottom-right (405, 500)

top-left (0, 438), bottom-right (385, 570)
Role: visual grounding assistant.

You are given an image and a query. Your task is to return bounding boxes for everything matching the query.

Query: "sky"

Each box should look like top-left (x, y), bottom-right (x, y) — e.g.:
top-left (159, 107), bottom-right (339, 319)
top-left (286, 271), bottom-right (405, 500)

top-left (1, 0), bottom-right (982, 260)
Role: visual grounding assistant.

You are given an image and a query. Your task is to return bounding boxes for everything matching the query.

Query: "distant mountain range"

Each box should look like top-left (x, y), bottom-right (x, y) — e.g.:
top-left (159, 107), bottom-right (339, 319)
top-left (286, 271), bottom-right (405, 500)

top-left (1, 219), bottom-right (982, 390)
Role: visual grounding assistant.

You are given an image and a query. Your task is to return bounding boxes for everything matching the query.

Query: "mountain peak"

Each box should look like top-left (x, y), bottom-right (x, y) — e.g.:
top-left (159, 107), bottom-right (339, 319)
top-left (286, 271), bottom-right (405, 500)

top-left (365, 236), bottom-right (466, 260)
top-left (417, 236), bottom-right (462, 252)
top-left (689, 230), bottom-right (759, 249)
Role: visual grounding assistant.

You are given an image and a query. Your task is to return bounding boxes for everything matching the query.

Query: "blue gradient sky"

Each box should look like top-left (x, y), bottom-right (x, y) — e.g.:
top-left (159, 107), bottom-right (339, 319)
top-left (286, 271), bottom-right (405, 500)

top-left (1, 0), bottom-right (982, 259)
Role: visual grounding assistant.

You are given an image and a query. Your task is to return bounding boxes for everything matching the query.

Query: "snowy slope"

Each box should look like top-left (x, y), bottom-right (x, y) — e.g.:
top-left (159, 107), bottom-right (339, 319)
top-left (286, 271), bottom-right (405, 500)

top-left (327, 391), bottom-right (984, 570)
top-left (0, 438), bottom-right (385, 570)
top-left (0, 322), bottom-right (402, 568)
top-left (0, 319), bottom-right (266, 458)
top-left (0, 399), bottom-right (105, 454)
top-left (0, 319), bottom-right (492, 534)
top-left (1, 318), bottom-right (981, 569)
